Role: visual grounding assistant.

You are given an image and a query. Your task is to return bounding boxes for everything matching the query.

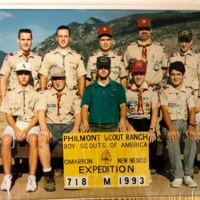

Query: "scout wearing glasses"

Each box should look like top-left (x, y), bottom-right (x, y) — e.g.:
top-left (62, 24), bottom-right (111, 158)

top-left (0, 62), bottom-right (41, 192)
top-left (36, 67), bottom-right (81, 192)
top-left (169, 29), bottom-right (200, 109)
top-left (126, 60), bottom-right (158, 182)
top-left (81, 56), bottom-right (127, 133)
top-left (123, 18), bottom-right (168, 85)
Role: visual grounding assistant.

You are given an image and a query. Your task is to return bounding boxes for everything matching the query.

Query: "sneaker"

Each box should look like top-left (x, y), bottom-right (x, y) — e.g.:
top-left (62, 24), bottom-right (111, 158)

top-left (44, 171), bottom-right (56, 192)
top-left (184, 176), bottom-right (198, 188)
top-left (1, 175), bottom-right (12, 191)
top-left (171, 178), bottom-right (183, 188)
top-left (54, 168), bottom-right (63, 178)
top-left (26, 175), bottom-right (37, 192)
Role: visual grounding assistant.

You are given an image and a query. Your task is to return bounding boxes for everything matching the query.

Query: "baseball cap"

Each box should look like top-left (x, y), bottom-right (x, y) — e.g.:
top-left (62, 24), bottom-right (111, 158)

top-left (137, 18), bottom-right (151, 28)
top-left (96, 56), bottom-right (111, 70)
top-left (14, 62), bottom-right (32, 72)
top-left (129, 60), bottom-right (147, 73)
top-left (178, 29), bottom-right (192, 42)
top-left (50, 67), bottom-right (65, 78)
top-left (98, 26), bottom-right (112, 37)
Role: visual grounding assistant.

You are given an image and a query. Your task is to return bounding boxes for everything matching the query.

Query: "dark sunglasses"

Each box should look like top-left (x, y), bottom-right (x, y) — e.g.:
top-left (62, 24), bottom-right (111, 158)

top-left (138, 27), bottom-right (151, 31)
top-left (17, 71), bottom-right (31, 75)
top-left (51, 77), bottom-right (65, 81)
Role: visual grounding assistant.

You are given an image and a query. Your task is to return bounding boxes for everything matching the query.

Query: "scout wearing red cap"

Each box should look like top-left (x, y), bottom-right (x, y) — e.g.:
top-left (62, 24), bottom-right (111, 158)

top-left (129, 60), bottom-right (147, 73)
top-left (98, 25), bottom-right (112, 38)
top-left (137, 18), bottom-right (151, 28)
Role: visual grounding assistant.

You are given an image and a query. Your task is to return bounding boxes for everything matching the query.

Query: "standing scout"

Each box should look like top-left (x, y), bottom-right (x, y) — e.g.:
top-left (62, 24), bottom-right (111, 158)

top-left (0, 29), bottom-right (42, 97)
top-left (36, 67), bottom-right (81, 192)
top-left (159, 61), bottom-right (198, 188)
top-left (126, 60), bottom-right (158, 179)
top-left (0, 62), bottom-right (40, 192)
top-left (123, 18), bottom-right (168, 85)
top-left (81, 56), bottom-right (127, 133)
top-left (169, 29), bottom-right (200, 109)
top-left (86, 25), bottom-right (127, 88)
top-left (39, 25), bottom-right (86, 97)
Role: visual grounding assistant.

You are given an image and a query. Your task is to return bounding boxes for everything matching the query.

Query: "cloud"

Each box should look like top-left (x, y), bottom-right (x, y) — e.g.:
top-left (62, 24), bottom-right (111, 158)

top-left (0, 11), bottom-right (13, 21)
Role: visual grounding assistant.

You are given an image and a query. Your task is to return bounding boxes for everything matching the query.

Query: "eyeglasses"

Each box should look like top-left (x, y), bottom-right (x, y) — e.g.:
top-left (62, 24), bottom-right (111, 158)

top-left (51, 77), bottom-right (65, 81)
top-left (17, 71), bottom-right (31, 75)
top-left (138, 27), bottom-right (151, 31)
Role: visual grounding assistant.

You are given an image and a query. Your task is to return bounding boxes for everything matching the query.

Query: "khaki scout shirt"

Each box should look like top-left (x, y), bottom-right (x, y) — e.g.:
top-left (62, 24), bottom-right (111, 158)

top-left (169, 50), bottom-right (200, 90)
top-left (123, 40), bottom-right (168, 84)
top-left (36, 86), bottom-right (81, 124)
top-left (159, 84), bottom-right (195, 120)
top-left (86, 50), bottom-right (127, 83)
top-left (126, 81), bottom-right (158, 119)
top-left (0, 85), bottom-right (40, 122)
top-left (39, 47), bottom-right (86, 89)
top-left (0, 50), bottom-right (42, 90)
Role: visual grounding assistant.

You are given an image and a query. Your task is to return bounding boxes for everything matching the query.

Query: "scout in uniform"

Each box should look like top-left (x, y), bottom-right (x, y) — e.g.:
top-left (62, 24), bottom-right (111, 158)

top-left (169, 29), bottom-right (200, 105)
top-left (126, 60), bottom-right (158, 181)
top-left (169, 29), bottom-right (200, 173)
top-left (123, 18), bottom-right (168, 85)
top-left (36, 67), bottom-right (81, 192)
top-left (39, 25), bottom-right (86, 97)
top-left (86, 25), bottom-right (127, 88)
top-left (0, 29), bottom-right (42, 97)
top-left (0, 62), bottom-right (40, 192)
top-left (159, 61), bottom-right (198, 188)
top-left (81, 56), bottom-right (127, 133)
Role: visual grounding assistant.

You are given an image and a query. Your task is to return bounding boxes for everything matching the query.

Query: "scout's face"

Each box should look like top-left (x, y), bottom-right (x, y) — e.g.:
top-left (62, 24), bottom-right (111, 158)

top-left (99, 36), bottom-right (112, 53)
top-left (97, 68), bottom-right (110, 80)
top-left (132, 72), bottom-right (145, 87)
top-left (56, 29), bottom-right (70, 49)
top-left (138, 27), bottom-right (152, 42)
top-left (18, 32), bottom-right (32, 53)
top-left (179, 40), bottom-right (192, 53)
top-left (169, 69), bottom-right (184, 88)
top-left (51, 77), bottom-right (66, 92)
top-left (17, 71), bottom-right (32, 87)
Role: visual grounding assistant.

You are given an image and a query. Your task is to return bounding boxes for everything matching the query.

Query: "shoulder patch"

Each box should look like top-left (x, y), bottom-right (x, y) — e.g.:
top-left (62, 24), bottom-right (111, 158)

top-left (4, 52), bottom-right (16, 60)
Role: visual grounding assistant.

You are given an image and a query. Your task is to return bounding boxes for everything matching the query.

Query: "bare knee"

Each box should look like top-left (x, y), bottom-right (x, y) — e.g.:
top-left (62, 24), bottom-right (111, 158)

top-left (1, 135), bottom-right (13, 148)
top-left (28, 134), bottom-right (38, 147)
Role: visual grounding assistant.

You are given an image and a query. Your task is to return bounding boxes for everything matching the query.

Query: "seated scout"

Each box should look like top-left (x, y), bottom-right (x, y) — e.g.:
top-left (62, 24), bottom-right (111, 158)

top-left (0, 62), bottom-right (40, 192)
top-left (81, 56), bottom-right (127, 132)
top-left (159, 61), bottom-right (198, 188)
top-left (36, 67), bottom-right (81, 192)
top-left (126, 60), bottom-right (158, 181)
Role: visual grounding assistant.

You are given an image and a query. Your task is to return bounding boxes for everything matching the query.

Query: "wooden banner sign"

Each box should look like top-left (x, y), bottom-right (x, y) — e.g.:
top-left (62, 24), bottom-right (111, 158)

top-left (63, 132), bottom-right (149, 189)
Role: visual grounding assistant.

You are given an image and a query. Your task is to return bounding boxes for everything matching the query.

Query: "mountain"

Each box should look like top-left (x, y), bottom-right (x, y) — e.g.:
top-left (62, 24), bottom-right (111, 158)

top-left (0, 50), bottom-right (7, 68)
top-left (33, 11), bottom-right (200, 65)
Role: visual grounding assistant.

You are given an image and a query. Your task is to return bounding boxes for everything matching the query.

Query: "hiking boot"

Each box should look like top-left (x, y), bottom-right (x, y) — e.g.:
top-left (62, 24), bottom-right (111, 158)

top-left (171, 178), bottom-right (183, 188)
top-left (1, 175), bottom-right (12, 191)
top-left (54, 168), bottom-right (63, 178)
top-left (26, 175), bottom-right (37, 192)
top-left (44, 171), bottom-right (56, 192)
top-left (184, 176), bottom-right (198, 188)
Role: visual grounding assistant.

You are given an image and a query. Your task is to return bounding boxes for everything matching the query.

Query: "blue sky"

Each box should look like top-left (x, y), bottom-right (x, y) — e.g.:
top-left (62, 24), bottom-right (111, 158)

top-left (0, 9), bottom-right (160, 53)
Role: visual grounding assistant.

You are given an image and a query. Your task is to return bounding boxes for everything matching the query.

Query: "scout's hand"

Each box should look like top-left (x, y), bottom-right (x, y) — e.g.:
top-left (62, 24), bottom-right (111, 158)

top-left (118, 121), bottom-right (127, 132)
top-left (39, 129), bottom-right (52, 143)
top-left (81, 122), bottom-right (90, 133)
top-left (14, 127), bottom-right (24, 141)
top-left (148, 129), bottom-right (156, 143)
top-left (167, 128), bottom-right (180, 143)
top-left (185, 126), bottom-right (197, 141)
top-left (17, 129), bottom-right (28, 141)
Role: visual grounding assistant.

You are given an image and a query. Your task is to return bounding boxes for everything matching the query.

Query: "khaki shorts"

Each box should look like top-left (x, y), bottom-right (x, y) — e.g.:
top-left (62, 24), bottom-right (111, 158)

top-left (2, 120), bottom-right (40, 142)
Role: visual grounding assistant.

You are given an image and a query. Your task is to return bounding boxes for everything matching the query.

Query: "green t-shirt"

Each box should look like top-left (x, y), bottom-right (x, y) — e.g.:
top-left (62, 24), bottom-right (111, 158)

top-left (81, 80), bottom-right (126, 124)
